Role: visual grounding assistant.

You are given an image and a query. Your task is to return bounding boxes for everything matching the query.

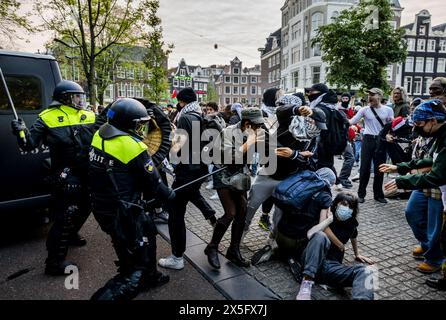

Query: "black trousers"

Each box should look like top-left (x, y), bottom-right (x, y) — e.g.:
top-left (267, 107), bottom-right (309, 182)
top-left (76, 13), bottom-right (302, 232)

top-left (168, 172), bottom-right (207, 257)
top-left (358, 135), bottom-right (386, 199)
top-left (316, 142), bottom-right (339, 185)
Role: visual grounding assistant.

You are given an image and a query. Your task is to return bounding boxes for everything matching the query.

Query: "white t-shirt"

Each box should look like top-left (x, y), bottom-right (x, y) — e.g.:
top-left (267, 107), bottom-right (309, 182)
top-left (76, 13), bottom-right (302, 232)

top-left (440, 185), bottom-right (446, 211)
top-left (350, 105), bottom-right (394, 136)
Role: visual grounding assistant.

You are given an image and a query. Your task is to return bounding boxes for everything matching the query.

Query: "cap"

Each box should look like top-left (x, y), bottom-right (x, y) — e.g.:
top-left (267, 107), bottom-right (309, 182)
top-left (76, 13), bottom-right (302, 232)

top-left (316, 167), bottom-right (336, 186)
top-left (366, 88), bottom-right (384, 96)
top-left (310, 107), bottom-right (328, 130)
top-left (305, 83), bottom-right (329, 94)
top-left (241, 107), bottom-right (265, 124)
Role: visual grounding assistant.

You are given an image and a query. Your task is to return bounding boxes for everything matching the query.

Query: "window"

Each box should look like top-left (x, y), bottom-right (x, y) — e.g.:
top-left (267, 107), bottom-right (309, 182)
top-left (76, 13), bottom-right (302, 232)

top-left (424, 77), bottom-right (432, 95)
top-left (233, 68), bottom-right (240, 74)
top-left (225, 76), bottom-right (231, 83)
top-left (225, 97), bottom-right (230, 104)
top-left (204, 83), bottom-right (207, 91)
top-left (233, 76), bottom-right (239, 84)
top-left (426, 58), bottom-right (434, 73)
top-left (413, 76), bottom-right (422, 95)
top-left (312, 43), bottom-right (321, 57)
top-left (104, 84), bottom-right (114, 100)
top-left (386, 65), bottom-right (393, 81)
top-left (233, 97), bottom-right (238, 103)
top-left (407, 38), bottom-right (415, 51)
top-left (241, 76), bottom-right (247, 84)
top-left (268, 57), bottom-right (272, 68)
top-left (194, 82), bottom-right (199, 90)
top-left (0, 75), bottom-right (43, 111)
top-left (291, 46), bottom-right (300, 64)
top-left (291, 21), bottom-right (301, 40)
top-left (233, 86), bottom-right (239, 94)
top-left (331, 11), bottom-right (339, 20)
top-left (428, 39), bottom-right (436, 52)
top-left (417, 39), bottom-right (425, 51)
top-left (438, 58), bottom-right (446, 73)
top-left (282, 30), bottom-right (289, 47)
top-left (186, 80), bottom-right (192, 87)
top-left (241, 98), bottom-right (247, 104)
top-left (251, 76), bottom-right (257, 83)
top-left (127, 68), bottom-right (134, 79)
top-left (415, 57), bottom-right (424, 72)
top-left (419, 26), bottom-right (426, 35)
top-left (251, 86), bottom-right (257, 95)
top-left (134, 84), bottom-right (142, 98)
top-left (311, 12), bottom-right (324, 36)
top-left (180, 69), bottom-right (186, 76)
top-left (173, 79), bottom-right (179, 87)
top-left (312, 66), bottom-right (321, 84)
top-left (225, 86), bottom-right (231, 94)
top-left (405, 57), bottom-right (414, 72)
top-left (292, 70), bottom-right (299, 88)
top-left (180, 80), bottom-right (185, 87)
top-left (241, 87), bottom-right (247, 95)
top-left (282, 52), bottom-right (289, 70)
top-left (117, 66), bottom-right (125, 79)
top-left (72, 66), bottom-right (80, 82)
top-left (118, 83), bottom-right (126, 97)
top-left (127, 83), bottom-right (134, 97)
top-left (404, 76), bottom-right (412, 94)
top-left (268, 72), bottom-right (272, 83)
top-left (440, 40), bottom-right (446, 52)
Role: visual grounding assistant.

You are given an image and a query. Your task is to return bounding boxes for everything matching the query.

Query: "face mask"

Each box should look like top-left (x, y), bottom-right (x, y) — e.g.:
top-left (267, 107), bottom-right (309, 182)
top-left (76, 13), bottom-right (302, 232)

top-left (341, 101), bottom-right (349, 108)
top-left (308, 93), bottom-right (319, 102)
top-left (335, 205), bottom-right (353, 221)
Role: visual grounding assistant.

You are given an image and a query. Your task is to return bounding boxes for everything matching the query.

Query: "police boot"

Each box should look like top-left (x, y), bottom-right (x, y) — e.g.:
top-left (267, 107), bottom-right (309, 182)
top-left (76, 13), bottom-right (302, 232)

top-left (45, 257), bottom-right (78, 276)
top-left (141, 270), bottom-right (170, 290)
top-left (90, 271), bottom-right (143, 301)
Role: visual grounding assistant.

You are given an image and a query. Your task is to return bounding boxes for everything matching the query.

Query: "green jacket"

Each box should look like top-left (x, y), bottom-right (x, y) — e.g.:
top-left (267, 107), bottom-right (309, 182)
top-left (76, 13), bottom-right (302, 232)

top-left (396, 124), bottom-right (446, 190)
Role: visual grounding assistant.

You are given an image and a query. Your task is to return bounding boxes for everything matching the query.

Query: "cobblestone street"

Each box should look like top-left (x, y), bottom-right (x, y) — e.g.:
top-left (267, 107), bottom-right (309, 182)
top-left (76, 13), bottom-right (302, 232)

top-left (181, 161), bottom-right (446, 300)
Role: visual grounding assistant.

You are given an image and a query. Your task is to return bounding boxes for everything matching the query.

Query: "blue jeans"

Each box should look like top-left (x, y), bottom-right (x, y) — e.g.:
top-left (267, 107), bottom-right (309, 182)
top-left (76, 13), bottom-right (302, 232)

top-left (405, 190), bottom-right (444, 266)
top-left (302, 232), bottom-right (374, 300)
top-left (354, 140), bottom-right (362, 163)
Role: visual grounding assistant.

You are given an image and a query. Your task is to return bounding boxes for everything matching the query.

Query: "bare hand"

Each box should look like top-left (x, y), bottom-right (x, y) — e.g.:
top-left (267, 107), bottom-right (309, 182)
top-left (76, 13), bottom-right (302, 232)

top-left (355, 255), bottom-right (374, 265)
top-left (275, 147), bottom-right (293, 158)
top-left (379, 163), bottom-right (398, 173)
top-left (298, 106), bottom-right (313, 117)
top-left (299, 151), bottom-right (314, 158)
top-left (385, 134), bottom-right (394, 143)
top-left (384, 179), bottom-right (398, 195)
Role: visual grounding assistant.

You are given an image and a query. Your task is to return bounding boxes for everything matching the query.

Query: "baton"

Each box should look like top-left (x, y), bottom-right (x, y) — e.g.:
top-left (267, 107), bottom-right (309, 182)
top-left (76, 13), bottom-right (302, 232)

top-left (145, 165), bottom-right (228, 206)
top-left (0, 67), bottom-right (26, 144)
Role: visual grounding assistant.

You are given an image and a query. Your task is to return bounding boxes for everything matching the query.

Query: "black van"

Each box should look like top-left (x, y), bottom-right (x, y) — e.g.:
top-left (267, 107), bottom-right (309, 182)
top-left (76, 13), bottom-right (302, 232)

top-left (0, 50), bottom-right (62, 214)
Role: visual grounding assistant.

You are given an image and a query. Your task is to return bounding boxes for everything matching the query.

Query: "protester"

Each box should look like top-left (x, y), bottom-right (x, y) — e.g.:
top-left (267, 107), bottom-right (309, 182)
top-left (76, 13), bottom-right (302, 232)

top-left (390, 87), bottom-right (409, 118)
top-left (229, 103), bottom-right (243, 125)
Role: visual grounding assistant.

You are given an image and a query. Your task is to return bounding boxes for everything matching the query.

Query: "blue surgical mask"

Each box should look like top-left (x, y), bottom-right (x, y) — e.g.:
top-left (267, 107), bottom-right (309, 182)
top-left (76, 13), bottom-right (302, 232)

top-left (335, 205), bottom-right (353, 221)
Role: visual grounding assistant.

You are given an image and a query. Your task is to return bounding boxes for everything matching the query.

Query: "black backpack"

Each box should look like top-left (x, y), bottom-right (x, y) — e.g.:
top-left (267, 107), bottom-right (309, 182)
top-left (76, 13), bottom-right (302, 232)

top-left (319, 104), bottom-right (349, 155)
top-left (189, 112), bottom-right (225, 162)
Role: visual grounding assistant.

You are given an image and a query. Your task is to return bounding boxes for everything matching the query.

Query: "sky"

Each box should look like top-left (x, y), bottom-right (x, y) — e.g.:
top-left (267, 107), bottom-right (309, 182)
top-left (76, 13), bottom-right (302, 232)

top-left (8, 0), bottom-right (446, 69)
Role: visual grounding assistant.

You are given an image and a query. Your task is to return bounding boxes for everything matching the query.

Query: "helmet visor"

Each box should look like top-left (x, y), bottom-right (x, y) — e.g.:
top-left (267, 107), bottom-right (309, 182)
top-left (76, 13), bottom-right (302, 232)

top-left (135, 120), bottom-right (150, 138)
top-left (71, 93), bottom-right (87, 110)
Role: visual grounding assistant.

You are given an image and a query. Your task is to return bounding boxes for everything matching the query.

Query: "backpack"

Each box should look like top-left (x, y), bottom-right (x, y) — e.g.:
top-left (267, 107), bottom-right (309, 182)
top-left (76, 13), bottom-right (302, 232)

top-left (319, 105), bottom-right (349, 155)
top-left (272, 170), bottom-right (329, 213)
top-left (189, 112), bottom-right (225, 161)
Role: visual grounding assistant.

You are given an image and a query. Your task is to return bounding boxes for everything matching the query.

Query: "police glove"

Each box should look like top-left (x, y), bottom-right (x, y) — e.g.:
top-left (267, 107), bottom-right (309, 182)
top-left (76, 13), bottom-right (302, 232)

top-left (11, 118), bottom-right (27, 135)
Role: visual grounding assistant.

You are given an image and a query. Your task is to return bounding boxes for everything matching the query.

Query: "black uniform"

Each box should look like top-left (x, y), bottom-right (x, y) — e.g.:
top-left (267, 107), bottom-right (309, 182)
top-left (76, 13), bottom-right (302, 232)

top-left (15, 103), bottom-right (96, 272)
top-left (89, 123), bottom-right (174, 300)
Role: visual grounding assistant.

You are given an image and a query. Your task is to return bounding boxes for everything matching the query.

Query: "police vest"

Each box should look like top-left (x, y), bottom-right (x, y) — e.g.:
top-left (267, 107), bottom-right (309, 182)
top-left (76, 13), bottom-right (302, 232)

top-left (39, 105), bottom-right (95, 128)
top-left (91, 131), bottom-right (148, 165)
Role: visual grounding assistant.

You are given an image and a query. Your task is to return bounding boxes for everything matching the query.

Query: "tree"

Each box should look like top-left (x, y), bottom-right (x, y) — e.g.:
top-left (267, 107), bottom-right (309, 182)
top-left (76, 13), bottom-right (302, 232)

top-left (312, 0), bottom-right (407, 92)
top-left (206, 81), bottom-right (219, 103)
top-left (0, 0), bottom-right (31, 46)
top-left (142, 0), bottom-right (173, 105)
top-left (35, 0), bottom-right (158, 107)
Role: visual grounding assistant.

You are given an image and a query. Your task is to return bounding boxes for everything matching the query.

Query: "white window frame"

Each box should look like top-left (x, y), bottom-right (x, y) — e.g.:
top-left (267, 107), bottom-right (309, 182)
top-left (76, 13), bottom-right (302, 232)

top-left (417, 39), bottom-right (426, 52)
top-left (233, 68), bottom-right (240, 74)
top-left (404, 76), bottom-right (412, 94)
top-left (424, 77), bottom-right (433, 95)
top-left (180, 69), bottom-right (186, 76)
top-left (233, 86), bottom-right (239, 95)
top-left (225, 76), bottom-right (231, 83)
top-left (233, 76), bottom-right (239, 84)
top-left (428, 39), bottom-right (436, 52)
top-left (173, 79), bottom-right (179, 87)
top-left (251, 76), bottom-right (257, 83)
top-left (117, 66), bottom-right (125, 79)
top-left (437, 58), bottom-right (446, 73)
top-left (292, 70), bottom-right (299, 88)
top-left (413, 76), bottom-right (422, 95)
top-left (425, 58), bottom-right (434, 73)
top-left (225, 86), bottom-right (231, 94)
top-left (311, 12), bottom-right (324, 37)
top-left (127, 68), bottom-right (134, 79)
top-left (251, 86), bottom-right (257, 95)
top-left (415, 57), bottom-right (424, 72)
top-left (241, 76), bottom-right (247, 84)
top-left (118, 83), bottom-right (126, 97)
top-left (405, 57), bottom-right (414, 72)
top-left (407, 38), bottom-right (415, 51)
top-left (312, 66), bottom-right (321, 84)
top-left (440, 40), bottom-right (446, 52)
top-left (241, 86), bottom-right (247, 95)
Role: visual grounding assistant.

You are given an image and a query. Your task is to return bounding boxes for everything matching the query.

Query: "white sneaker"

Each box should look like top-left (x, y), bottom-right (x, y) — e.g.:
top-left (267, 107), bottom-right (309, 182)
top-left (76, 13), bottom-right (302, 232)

top-left (205, 181), bottom-right (214, 190)
top-left (296, 280), bottom-right (314, 300)
top-left (210, 192), bottom-right (219, 200)
top-left (334, 184), bottom-right (343, 191)
top-left (351, 174), bottom-right (360, 182)
top-left (158, 255), bottom-right (184, 270)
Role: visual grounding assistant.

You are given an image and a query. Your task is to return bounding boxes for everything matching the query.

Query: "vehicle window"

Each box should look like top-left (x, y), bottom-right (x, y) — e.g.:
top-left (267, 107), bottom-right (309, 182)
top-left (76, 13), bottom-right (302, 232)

top-left (0, 75), bottom-right (43, 111)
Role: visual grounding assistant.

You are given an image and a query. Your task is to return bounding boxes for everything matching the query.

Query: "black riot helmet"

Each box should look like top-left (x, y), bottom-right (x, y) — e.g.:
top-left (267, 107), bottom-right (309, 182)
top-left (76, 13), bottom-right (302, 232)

top-left (52, 80), bottom-right (86, 110)
top-left (107, 98), bottom-right (151, 138)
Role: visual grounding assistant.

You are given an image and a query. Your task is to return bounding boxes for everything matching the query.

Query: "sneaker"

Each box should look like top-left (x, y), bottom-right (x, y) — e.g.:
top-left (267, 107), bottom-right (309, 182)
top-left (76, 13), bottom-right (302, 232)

top-left (412, 246), bottom-right (426, 260)
top-left (158, 255), bottom-right (184, 270)
top-left (334, 184), bottom-right (343, 191)
top-left (153, 210), bottom-right (169, 224)
top-left (205, 181), bottom-right (214, 190)
top-left (251, 245), bottom-right (273, 266)
top-left (417, 262), bottom-right (441, 274)
top-left (342, 184), bottom-right (353, 189)
top-left (258, 215), bottom-right (272, 231)
top-left (210, 192), bottom-right (219, 200)
top-left (296, 280), bottom-right (314, 300)
top-left (351, 174), bottom-right (360, 182)
top-left (426, 277), bottom-right (446, 291)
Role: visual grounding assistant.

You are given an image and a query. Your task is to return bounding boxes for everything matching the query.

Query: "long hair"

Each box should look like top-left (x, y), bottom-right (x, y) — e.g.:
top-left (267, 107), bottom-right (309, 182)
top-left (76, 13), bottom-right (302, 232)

top-left (330, 192), bottom-right (359, 219)
top-left (391, 86), bottom-right (408, 104)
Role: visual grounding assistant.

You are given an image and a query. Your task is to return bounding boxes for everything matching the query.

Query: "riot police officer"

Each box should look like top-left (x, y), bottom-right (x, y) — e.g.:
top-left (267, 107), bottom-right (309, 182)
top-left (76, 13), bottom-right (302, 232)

top-left (89, 98), bottom-right (175, 300)
top-left (11, 80), bottom-right (96, 275)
